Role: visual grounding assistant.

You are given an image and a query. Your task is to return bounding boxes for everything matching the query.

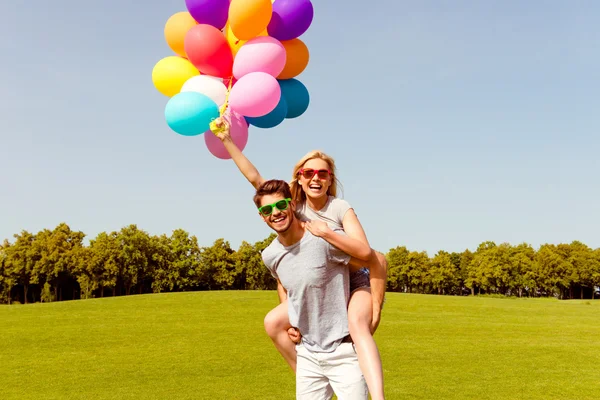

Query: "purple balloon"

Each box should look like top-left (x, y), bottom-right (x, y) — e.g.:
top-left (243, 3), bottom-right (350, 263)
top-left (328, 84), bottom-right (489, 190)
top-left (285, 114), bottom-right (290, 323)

top-left (185, 0), bottom-right (229, 30)
top-left (268, 0), bottom-right (314, 41)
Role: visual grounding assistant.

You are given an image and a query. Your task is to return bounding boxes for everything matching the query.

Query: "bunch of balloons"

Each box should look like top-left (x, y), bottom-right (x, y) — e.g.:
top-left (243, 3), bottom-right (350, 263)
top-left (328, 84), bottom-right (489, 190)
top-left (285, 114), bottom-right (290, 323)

top-left (152, 0), bottom-right (313, 159)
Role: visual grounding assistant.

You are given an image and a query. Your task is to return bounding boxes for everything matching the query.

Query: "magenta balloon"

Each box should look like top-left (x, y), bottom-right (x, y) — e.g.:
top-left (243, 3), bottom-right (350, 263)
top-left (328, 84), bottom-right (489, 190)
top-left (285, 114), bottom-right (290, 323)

top-left (228, 72), bottom-right (281, 117)
top-left (185, 0), bottom-right (229, 29)
top-left (204, 111), bottom-right (249, 159)
top-left (268, 0), bottom-right (314, 41)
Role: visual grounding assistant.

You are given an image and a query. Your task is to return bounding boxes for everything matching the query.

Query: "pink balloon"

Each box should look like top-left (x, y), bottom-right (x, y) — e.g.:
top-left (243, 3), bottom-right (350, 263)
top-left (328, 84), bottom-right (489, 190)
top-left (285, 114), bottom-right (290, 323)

top-left (233, 36), bottom-right (287, 79)
top-left (228, 72), bottom-right (281, 117)
top-left (204, 111), bottom-right (249, 159)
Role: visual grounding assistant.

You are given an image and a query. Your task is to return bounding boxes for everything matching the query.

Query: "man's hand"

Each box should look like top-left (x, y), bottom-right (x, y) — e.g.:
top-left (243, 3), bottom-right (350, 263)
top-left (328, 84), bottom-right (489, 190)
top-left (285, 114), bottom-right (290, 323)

top-left (288, 327), bottom-right (302, 344)
top-left (305, 220), bottom-right (332, 238)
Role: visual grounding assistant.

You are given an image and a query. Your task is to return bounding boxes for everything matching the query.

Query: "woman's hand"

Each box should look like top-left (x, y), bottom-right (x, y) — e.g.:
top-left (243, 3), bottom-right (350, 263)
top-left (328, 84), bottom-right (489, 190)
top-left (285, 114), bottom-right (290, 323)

top-left (211, 116), bottom-right (231, 141)
top-left (371, 307), bottom-right (381, 334)
top-left (305, 220), bottom-right (333, 238)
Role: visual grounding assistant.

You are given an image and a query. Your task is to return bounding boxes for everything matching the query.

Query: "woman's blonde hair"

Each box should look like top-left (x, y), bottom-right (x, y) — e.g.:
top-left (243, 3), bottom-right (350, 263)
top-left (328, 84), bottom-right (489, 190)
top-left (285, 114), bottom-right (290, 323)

top-left (289, 150), bottom-right (342, 203)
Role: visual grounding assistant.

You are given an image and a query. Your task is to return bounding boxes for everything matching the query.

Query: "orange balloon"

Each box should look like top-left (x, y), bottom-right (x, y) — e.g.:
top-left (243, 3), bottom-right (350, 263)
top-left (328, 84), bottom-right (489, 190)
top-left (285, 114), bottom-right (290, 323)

top-left (164, 12), bottom-right (198, 57)
top-left (278, 39), bottom-right (309, 79)
top-left (226, 24), bottom-right (268, 56)
top-left (229, 0), bottom-right (272, 40)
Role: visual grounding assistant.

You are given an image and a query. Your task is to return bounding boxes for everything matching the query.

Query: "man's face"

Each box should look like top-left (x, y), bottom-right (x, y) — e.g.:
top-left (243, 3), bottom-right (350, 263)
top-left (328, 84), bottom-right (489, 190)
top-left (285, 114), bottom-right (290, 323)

top-left (258, 194), bottom-right (295, 234)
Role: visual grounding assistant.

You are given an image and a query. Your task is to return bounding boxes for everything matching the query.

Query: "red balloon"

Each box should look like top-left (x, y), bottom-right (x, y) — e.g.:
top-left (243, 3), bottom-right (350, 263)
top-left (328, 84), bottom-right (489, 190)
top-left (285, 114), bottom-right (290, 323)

top-left (184, 24), bottom-right (233, 78)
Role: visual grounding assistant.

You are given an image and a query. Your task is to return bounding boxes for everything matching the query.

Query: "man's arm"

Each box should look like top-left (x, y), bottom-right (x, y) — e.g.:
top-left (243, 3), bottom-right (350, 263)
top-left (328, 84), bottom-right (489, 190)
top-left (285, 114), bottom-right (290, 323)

top-left (276, 280), bottom-right (287, 303)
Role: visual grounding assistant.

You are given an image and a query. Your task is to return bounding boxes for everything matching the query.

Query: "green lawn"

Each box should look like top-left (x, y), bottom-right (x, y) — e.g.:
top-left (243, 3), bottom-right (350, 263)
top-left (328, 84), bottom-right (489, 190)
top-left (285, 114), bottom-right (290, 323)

top-left (1, 292), bottom-right (599, 399)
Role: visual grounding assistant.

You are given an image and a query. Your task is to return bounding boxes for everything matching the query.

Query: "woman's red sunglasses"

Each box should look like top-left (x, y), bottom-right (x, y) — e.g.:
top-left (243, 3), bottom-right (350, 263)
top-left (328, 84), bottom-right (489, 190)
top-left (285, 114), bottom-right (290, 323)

top-left (298, 168), bottom-right (332, 180)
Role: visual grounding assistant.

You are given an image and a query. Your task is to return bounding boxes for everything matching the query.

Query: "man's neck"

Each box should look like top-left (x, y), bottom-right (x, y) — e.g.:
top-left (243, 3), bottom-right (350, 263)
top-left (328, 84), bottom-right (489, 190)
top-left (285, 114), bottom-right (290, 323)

top-left (277, 220), bottom-right (306, 247)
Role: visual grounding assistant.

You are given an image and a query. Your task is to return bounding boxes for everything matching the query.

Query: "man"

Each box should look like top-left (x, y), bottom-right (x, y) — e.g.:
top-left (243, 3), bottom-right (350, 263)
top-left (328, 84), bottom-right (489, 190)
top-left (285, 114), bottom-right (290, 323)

top-left (255, 179), bottom-right (368, 400)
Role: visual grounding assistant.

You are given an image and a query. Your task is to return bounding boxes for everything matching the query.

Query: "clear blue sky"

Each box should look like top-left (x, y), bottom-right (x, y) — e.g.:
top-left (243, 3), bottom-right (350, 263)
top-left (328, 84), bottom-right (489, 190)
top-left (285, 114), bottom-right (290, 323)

top-left (1, 0), bottom-right (599, 255)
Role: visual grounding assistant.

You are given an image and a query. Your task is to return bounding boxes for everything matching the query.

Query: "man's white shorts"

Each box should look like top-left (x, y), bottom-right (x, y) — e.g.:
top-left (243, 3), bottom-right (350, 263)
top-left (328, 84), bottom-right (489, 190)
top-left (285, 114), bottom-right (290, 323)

top-left (296, 342), bottom-right (368, 400)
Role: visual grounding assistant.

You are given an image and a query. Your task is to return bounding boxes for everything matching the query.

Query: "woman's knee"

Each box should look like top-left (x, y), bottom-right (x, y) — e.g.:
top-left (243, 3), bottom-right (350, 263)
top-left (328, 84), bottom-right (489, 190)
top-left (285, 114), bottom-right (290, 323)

top-left (264, 306), bottom-right (289, 336)
top-left (374, 251), bottom-right (388, 273)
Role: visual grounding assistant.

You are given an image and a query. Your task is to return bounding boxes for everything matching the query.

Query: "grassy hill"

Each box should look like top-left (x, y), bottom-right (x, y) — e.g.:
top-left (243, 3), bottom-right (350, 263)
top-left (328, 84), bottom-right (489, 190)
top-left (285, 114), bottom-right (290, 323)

top-left (1, 292), bottom-right (599, 399)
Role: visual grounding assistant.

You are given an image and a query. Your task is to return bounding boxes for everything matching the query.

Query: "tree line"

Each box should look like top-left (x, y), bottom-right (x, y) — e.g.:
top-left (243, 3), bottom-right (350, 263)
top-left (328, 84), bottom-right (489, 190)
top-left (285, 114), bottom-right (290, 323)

top-left (1, 223), bottom-right (598, 304)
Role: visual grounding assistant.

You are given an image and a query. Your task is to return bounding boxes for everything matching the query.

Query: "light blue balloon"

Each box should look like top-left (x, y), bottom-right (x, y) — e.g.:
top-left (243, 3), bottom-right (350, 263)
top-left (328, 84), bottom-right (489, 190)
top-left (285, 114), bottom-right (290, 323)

top-left (164, 92), bottom-right (219, 136)
top-left (246, 95), bottom-right (288, 129)
top-left (279, 79), bottom-right (310, 119)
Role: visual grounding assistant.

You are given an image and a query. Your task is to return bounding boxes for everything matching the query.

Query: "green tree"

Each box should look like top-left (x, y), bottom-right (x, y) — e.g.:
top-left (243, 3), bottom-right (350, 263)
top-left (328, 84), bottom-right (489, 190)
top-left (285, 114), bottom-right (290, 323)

top-left (153, 229), bottom-right (202, 292)
top-left (592, 248), bottom-right (600, 299)
top-left (535, 244), bottom-right (570, 298)
top-left (468, 241), bottom-right (497, 295)
top-left (117, 225), bottom-right (152, 295)
top-left (567, 241), bottom-right (596, 299)
top-left (72, 246), bottom-right (94, 299)
top-left (0, 239), bottom-right (13, 304)
top-left (38, 223), bottom-right (85, 301)
top-left (385, 246), bottom-right (410, 292)
top-left (149, 234), bottom-right (174, 294)
top-left (429, 251), bottom-right (459, 295)
top-left (234, 234), bottom-right (277, 290)
top-left (4, 231), bottom-right (37, 303)
top-left (87, 232), bottom-right (121, 297)
top-left (407, 251), bottom-right (431, 293)
top-left (510, 243), bottom-right (535, 297)
top-left (459, 249), bottom-right (474, 295)
top-left (200, 239), bottom-right (237, 290)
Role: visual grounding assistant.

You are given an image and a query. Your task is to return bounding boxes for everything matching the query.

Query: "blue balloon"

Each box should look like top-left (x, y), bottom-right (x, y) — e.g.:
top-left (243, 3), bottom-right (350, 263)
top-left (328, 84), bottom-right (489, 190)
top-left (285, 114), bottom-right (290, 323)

top-left (246, 95), bottom-right (288, 129)
top-left (164, 92), bottom-right (219, 136)
top-left (279, 79), bottom-right (310, 119)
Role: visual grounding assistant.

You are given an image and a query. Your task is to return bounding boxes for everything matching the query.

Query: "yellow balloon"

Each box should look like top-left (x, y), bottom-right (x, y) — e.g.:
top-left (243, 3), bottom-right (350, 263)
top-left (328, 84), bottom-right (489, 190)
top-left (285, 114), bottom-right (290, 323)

top-left (152, 56), bottom-right (200, 97)
top-left (225, 23), bottom-right (268, 56)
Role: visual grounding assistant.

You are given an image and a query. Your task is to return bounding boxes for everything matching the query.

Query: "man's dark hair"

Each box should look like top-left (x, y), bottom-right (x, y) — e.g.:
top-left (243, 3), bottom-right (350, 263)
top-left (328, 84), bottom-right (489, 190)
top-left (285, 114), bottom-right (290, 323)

top-left (253, 179), bottom-right (292, 208)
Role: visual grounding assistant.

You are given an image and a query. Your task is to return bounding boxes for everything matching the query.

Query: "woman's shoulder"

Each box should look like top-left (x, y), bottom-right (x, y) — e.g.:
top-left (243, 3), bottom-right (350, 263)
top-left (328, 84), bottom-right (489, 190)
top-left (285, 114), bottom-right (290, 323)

top-left (329, 196), bottom-right (352, 209)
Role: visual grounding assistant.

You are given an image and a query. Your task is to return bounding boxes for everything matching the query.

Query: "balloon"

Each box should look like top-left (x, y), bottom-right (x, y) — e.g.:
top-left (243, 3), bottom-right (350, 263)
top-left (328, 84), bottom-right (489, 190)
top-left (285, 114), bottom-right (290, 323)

top-left (152, 56), bottom-right (200, 97)
top-left (246, 94), bottom-right (287, 128)
top-left (233, 36), bottom-right (286, 79)
top-left (164, 12), bottom-right (198, 57)
top-left (229, 0), bottom-right (273, 40)
top-left (278, 38), bottom-right (309, 79)
top-left (181, 75), bottom-right (228, 107)
top-left (268, 0), bottom-right (314, 41)
top-left (165, 92), bottom-right (219, 136)
top-left (229, 72), bottom-right (281, 117)
top-left (184, 24), bottom-right (233, 78)
top-left (204, 111), bottom-right (249, 159)
top-left (225, 23), bottom-right (268, 56)
top-left (279, 78), bottom-right (309, 118)
top-left (185, 0), bottom-right (229, 29)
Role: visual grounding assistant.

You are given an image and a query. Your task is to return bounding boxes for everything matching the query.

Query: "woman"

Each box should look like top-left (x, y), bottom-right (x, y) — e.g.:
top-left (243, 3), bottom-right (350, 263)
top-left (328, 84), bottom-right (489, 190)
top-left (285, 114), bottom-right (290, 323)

top-left (213, 118), bottom-right (387, 400)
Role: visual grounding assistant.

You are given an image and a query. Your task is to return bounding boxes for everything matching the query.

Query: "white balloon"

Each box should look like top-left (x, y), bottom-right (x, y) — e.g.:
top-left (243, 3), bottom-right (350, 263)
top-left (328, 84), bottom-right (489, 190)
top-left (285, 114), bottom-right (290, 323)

top-left (180, 75), bottom-right (228, 107)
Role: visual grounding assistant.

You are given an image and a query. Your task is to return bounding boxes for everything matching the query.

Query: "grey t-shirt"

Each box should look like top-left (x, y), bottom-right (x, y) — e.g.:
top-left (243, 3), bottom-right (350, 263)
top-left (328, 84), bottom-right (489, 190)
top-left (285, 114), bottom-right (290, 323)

top-left (262, 229), bottom-right (351, 353)
top-left (296, 196), bottom-right (352, 230)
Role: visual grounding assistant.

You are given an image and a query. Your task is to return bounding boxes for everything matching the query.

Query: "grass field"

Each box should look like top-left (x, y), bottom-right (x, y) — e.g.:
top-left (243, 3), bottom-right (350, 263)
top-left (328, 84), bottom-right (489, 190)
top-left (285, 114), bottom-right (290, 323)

top-left (1, 292), bottom-right (599, 400)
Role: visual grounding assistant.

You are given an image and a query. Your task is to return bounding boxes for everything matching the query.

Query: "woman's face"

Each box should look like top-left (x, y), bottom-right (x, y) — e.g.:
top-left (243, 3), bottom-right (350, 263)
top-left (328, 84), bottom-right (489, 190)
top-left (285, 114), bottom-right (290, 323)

top-left (298, 158), bottom-right (333, 201)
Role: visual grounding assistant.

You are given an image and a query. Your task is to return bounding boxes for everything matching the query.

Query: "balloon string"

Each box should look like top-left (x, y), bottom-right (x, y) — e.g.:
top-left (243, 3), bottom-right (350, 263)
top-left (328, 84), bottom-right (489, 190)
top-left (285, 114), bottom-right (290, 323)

top-left (220, 77), bottom-right (233, 116)
top-left (210, 77), bottom-right (234, 135)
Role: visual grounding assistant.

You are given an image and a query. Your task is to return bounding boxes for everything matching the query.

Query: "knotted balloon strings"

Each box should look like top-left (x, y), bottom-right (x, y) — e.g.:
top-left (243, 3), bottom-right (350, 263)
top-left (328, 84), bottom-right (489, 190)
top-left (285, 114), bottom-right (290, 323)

top-left (209, 77), bottom-right (234, 135)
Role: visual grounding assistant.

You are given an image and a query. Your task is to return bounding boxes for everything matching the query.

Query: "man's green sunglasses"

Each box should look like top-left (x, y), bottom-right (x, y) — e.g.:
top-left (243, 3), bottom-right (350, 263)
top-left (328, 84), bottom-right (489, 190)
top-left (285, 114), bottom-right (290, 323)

top-left (258, 198), bottom-right (292, 216)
